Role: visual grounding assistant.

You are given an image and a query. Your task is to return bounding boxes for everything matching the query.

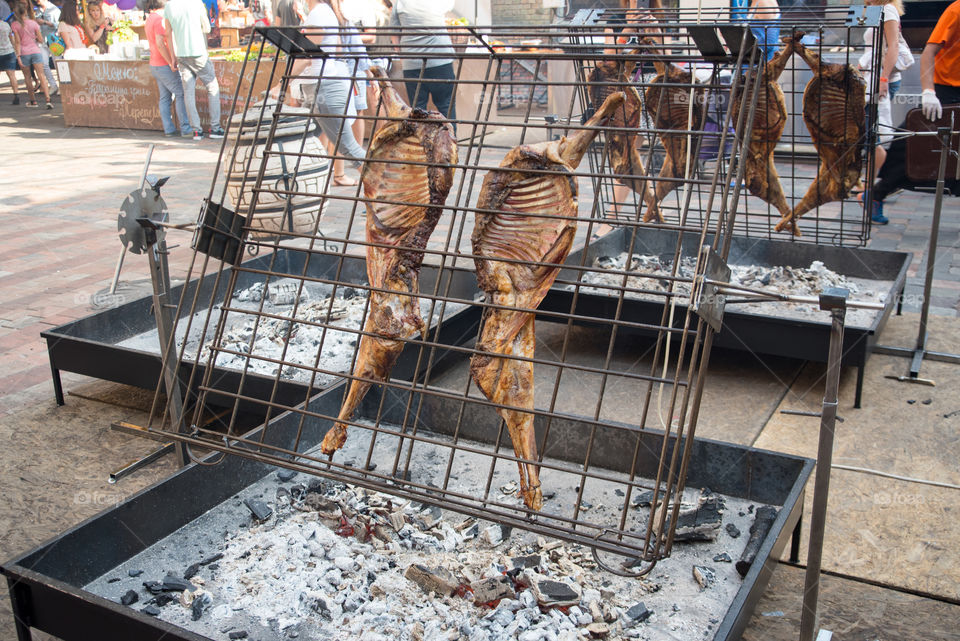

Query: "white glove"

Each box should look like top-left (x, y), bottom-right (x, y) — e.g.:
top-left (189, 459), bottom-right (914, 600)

top-left (921, 89), bottom-right (942, 121)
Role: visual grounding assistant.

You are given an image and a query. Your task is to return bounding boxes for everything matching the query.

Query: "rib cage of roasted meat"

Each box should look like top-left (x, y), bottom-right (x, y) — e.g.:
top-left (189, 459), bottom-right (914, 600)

top-left (321, 67), bottom-right (458, 456)
top-left (730, 39), bottom-right (794, 224)
top-left (643, 55), bottom-right (706, 207)
top-left (470, 92), bottom-right (627, 510)
top-left (775, 36), bottom-right (866, 235)
top-left (588, 61), bottom-right (661, 222)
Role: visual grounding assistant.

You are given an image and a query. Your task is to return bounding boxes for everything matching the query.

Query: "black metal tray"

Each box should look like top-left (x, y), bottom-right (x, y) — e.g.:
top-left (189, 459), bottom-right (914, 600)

top-left (2, 379), bottom-right (813, 641)
top-left (548, 228), bottom-right (911, 407)
top-left (40, 249), bottom-right (482, 413)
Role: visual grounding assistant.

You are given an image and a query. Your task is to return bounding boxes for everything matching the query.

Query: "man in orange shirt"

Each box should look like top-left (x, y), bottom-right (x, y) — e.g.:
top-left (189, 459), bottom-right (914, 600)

top-left (919, 0), bottom-right (960, 119)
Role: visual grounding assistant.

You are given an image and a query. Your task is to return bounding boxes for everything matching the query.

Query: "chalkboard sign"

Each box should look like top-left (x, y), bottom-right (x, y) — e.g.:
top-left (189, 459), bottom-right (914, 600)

top-left (61, 59), bottom-right (273, 131)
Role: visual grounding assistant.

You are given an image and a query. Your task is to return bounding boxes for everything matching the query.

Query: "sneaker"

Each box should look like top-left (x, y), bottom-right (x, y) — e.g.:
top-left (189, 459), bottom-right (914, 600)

top-left (208, 126), bottom-right (225, 139)
top-left (26, 100), bottom-right (37, 107)
top-left (192, 129), bottom-right (203, 141)
top-left (869, 199), bottom-right (888, 225)
top-left (45, 101), bottom-right (53, 110)
top-left (11, 95), bottom-right (19, 105)
top-left (164, 131), bottom-right (178, 137)
top-left (49, 85), bottom-right (59, 96)
top-left (180, 130), bottom-right (194, 138)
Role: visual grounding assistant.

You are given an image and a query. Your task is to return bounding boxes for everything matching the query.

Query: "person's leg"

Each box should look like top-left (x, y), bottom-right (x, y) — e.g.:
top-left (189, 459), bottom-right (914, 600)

top-left (31, 62), bottom-right (50, 102)
top-left (178, 57), bottom-right (202, 132)
top-left (873, 132), bottom-right (907, 201)
top-left (21, 58), bottom-right (36, 103)
top-left (402, 67), bottom-right (430, 111)
top-left (4, 69), bottom-right (18, 103)
top-left (151, 65), bottom-right (176, 135)
top-left (195, 57), bottom-right (221, 132)
top-left (159, 64), bottom-right (193, 136)
top-left (315, 77), bottom-right (366, 163)
top-left (425, 63), bottom-right (456, 126)
top-left (41, 46), bottom-right (57, 93)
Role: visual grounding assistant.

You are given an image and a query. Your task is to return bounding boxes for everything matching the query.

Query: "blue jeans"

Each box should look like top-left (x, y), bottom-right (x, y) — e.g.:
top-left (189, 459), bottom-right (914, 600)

top-left (178, 55), bottom-right (220, 131)
top-left (151, 64), bottom-right (191, 136)
top-left (403, 63), bottom-right (457, 131)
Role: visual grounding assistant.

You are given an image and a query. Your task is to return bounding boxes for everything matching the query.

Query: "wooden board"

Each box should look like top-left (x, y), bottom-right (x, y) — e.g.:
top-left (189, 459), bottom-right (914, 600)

top-left (60, 59), bottom-right (273, 131)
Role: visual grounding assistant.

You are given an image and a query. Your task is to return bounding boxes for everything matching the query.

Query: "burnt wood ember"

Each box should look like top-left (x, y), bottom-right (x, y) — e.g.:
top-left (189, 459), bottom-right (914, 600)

top-left (587, 58), bottom-right (660, 222)
top-left (142, 605), bottom-right (161, 616)
top-left (120, 590), bottom-right (139, 606)
top-left (736, 505), bottom-right (779, 577)
top-left (244, 498), bottom-right (273, 522)
top-left (322, 66), bottom-right (458, 456)
top-left (623, 602), bottom-right (652, 624)
top-left (470, 91), bottom-right (627, 511)
top-left (403, 563), bottom-right (458, 596)
top-left (725, 523), bottom-right (741, 539)
top-left (530, 577), bottom-right (581, 607)
top-left (666, 492), bottom-right (724, 542)
top-left (471, 575), bottom-right (515, 605)
top-left (692, 565), bottom-right (717, 589)
top-left (730, 39), bottom-right (794, 225)
top-left (775, 32), bottom-right (866, 235)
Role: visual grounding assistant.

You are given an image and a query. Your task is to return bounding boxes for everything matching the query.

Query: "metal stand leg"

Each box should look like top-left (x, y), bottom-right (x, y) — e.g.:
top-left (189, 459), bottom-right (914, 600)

top-left (49, 355), bottom-right (64, 406)
top-left (790, 516), bottom-right (802, 565)
top-left (800, 288), bottom-right (847, 641)
top-left (7, 578), bottom-right (33, 641)
top-left (853, 364), bottom-right (864, 410)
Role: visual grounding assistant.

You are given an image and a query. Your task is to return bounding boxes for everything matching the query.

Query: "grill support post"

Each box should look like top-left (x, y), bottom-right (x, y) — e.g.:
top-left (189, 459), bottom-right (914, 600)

top-left (799, 287), bottom-right (848, 641)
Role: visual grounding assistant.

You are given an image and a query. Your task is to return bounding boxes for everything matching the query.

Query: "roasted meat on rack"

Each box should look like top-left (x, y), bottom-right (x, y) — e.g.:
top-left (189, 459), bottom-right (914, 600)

top-left (470, 92), bottom-right (627, 510)
top-left (322, 68), bottom-right (458, 456)
top-left (775, 35), bottom-right (866, 235)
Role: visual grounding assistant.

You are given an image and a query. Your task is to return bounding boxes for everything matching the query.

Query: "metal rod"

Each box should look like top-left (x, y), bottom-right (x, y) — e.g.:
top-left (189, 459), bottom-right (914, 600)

top-left (108, 442), bottom-right (176, 484)
top-left (800, 292), bottom-right (847, 641)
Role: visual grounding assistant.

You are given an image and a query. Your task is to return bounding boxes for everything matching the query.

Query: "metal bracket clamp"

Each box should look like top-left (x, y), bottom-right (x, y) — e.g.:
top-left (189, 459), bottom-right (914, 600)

top-left (691, 245), bottom-right (731, 333)
top-left (818, 287), bottom-right (850, 312)
top-left (193, 200), bottom-right (246, 265)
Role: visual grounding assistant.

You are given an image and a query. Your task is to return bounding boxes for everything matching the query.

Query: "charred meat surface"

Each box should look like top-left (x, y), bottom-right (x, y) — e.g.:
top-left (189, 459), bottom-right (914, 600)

top-left (588, 61), bottom-right (661, 222)
top-left (775, 36), bottom-right (866, 235)
top-left (322, 67), bottom-right (458, 456)
top-left (644, 54), bottom-right (706, 207)
top-left (730, 39), bottom-right (794, 224)
top-left (470, 92), bottom-right (627, 510)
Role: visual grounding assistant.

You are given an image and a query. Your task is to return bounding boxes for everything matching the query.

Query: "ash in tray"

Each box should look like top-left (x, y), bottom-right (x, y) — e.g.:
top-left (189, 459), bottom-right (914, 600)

top-left (85, 431), bottom-right (769, 641)
top-left (581, 253), bottom-right (890, 327)
top-left (119, 278), bottom-right (455, 387)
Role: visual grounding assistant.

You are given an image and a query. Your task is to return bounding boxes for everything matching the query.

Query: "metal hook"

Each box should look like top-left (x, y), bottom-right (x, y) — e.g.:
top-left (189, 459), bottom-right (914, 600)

top-left (590, 529), bottom-right (658, 578)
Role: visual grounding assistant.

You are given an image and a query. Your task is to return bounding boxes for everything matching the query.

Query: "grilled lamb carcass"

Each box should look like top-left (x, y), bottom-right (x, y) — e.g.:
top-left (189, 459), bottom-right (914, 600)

top-left (730, 39), bottom-right (794, 224)
top-left (321, 67), bottom-right (457, 456)
top-left (470, 92), bottom-right (627, 511)
top-left (775, 36), bottom-right (866, 235)
top-left (588, 60), bottom-right (661, 222)
top-left (643, 54), bottom-right (706, 205)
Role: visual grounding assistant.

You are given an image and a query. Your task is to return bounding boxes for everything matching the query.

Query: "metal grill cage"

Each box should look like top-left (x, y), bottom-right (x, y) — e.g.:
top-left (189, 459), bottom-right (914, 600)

top-left (147, 13), bottom-right (884, 572)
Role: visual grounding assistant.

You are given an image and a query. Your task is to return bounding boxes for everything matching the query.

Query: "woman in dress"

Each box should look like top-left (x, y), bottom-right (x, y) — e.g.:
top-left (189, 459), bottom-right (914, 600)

top-left (58, 0), bottom-right (89, 52)
top-left (12, 1), bottom-right (53, 108)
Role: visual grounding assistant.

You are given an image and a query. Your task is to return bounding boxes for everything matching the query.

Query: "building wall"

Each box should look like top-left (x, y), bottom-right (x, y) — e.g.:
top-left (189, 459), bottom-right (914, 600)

top-left (490, 0), bottom-right (555, 25)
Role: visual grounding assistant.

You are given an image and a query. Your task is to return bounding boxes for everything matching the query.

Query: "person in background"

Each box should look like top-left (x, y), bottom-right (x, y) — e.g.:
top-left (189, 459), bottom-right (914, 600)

top-left (0, 0), bottom-right (12, 20)
top-left (273, 0), bottom-right (302, 26)
top-left (83, 0), bottom-right (111, 53)
top-left (867, 0), bottom-right (960, 215)
top-left (0, 16), bottom-right (20, 104)
top-left (12, 1), bottom-right (52, 108)
top-left (164, 0), bottom-right (224, 140)
top-left (747, 0), bottom-right (780, 63)
top-left (57, 0), bottom-right (87, 51)
top-left (34, 0), bottom-right (59, 94)
top-left (145, 0), bottom-right (191, 137)
top-left (857, 0), bottom-right (904, 225)
top-left (390, 0), bottom-right (456, 129)
top-left (919, 0), bottom-right (960, 118)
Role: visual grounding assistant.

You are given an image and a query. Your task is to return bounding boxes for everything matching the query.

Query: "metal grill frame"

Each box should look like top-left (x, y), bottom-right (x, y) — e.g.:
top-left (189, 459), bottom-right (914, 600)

top-left (145, 12), bottom-right (882, 574)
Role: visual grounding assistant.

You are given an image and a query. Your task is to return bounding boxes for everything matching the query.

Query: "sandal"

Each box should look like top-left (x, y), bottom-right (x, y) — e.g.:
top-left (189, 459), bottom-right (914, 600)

top-left (333, 174), bottom-right (357, 187)
top-left (26, 100), bottom-right (38, 107)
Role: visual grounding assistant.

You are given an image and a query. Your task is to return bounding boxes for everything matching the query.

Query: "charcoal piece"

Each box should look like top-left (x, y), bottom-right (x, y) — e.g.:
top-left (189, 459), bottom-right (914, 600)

top-left (907, 399), bottom-right (917, 404)
top-left (510, 554), bottom-right (542, 570)
top-left (152, 593), bottom-right (176, 607)
top-left (277, 469), bottom-right (297, 482)
top-left (692, 565), bottom-right (716, 589)
top-left (244, 498), bottom-right (273, 522)
top-left (120, 590), bottom-right (139, 606)
top-left (191, 592), bottom-right (212, 621)
top-left (736, 505), bottom-right (779, 577)
top-left (531, 579), bottom-right (581, 607)
top-left (107, 578), bottom-right (120, 584)
top-left (142, 605), bottom-right (161, 616)
top-left (631, 490), bottom-right (657, 508)
top-left (200, 553), bottom-right (223, 566)
top-left (726, 523), bottom-right (741, 539)
top-left (713, 552), bottom-right (732, 563)
top-left (127, 569), bottom-right (143, 578)
top-left (183, 563), bottom-right (200, 580)
top-left (161, 574), bottom-right (195, 592)
top-left (670, 494), bottom-right (725, 542)
top-left (471, 575), bottom-right (515, 604)
top-left (142, 581), bottom-right (164, 595)
top-left (228, 632), bottom-right (249, 640)
top-left (623, 602), bottom-right (652, 624)
top-left (922, 399), bottom-right (933, 405)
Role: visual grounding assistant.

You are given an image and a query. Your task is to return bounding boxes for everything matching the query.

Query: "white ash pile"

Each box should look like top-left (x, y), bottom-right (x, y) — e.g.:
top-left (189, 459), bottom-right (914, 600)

top-left (90, 468), bottom-right (768, 641)
top-left (581, 253), bottom-right (888, 326)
